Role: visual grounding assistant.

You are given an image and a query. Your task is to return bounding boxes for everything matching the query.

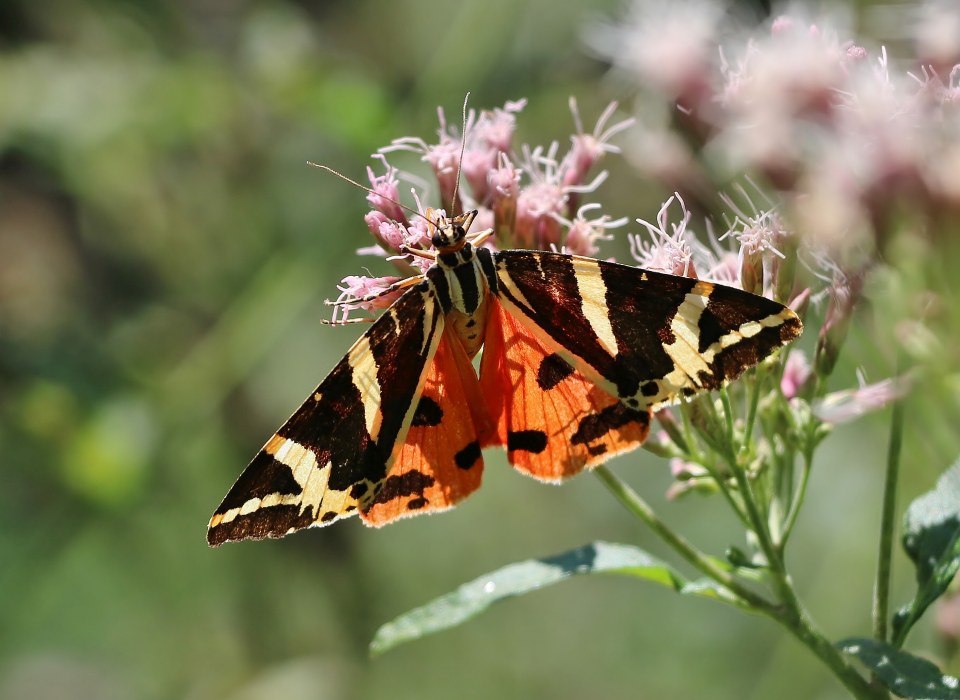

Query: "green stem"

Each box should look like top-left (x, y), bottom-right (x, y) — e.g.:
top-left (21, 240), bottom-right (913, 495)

top-left (593, 465), bottom-right (772, 611)
top-left (742, 376), bottom-right (762, 448)
top-left (758, 505), bottom-right (886, 699)
top-left (873, 396), bottom-right (904, 644)
top-left (678, 399), bottom-right (751, 528)
top-left (762, 604), bottom-right (889, 700)
top-left (678, 401), bottom-right (703, 463)
top-left (676, 400), bottom-right (752, 528)
top-left (724, 442), bottom-right (780, 570)
top-left (779, 449), bottom-right (812, 549)
top-left (719, 387), bottom-right (736, 448)
top-left (596, 464), bottom-right (886, 699)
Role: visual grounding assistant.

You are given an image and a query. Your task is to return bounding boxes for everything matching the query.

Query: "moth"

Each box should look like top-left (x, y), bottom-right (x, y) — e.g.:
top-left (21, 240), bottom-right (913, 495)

top-left (208, 208), bottom-right (801, 545)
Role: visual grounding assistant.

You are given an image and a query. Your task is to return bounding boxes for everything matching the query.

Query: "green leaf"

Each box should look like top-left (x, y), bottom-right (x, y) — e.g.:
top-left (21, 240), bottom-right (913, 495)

top-left (837, 638), bottom-right (960, 699)
top-left (370, 541), bottom-right (732, 655)
top-left (679, 577), bottom-right (743, 605)
top-left (893, 461), bottom-right (960, 646)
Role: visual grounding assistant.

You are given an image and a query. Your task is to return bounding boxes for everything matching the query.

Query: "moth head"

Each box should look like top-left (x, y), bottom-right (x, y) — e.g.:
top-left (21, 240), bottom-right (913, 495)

top-left (429, 209), bottom-right (477, 252)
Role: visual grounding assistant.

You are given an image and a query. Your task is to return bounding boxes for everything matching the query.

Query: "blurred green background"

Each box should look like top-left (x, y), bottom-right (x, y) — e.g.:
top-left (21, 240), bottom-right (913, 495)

top-left (0, 1), bottom-right (948, 699)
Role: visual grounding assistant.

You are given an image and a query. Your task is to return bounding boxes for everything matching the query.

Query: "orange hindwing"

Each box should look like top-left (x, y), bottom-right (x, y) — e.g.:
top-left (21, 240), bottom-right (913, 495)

top-left (479, 297), bottom-right (651, 482)
top-left (361, 327), bottom-right (491, 525)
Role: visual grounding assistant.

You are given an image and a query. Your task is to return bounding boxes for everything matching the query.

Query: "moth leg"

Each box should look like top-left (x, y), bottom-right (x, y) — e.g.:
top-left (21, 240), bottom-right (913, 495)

top-left (468, 228), bottom-right (494, 247)
top-left (325, 274), bottom-right (425, 308)
top-left (398, 245), bottom-right (436, 262)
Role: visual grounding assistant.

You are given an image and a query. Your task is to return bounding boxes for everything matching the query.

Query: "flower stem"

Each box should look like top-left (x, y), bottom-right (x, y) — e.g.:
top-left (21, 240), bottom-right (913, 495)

top-left (763, 603), bottom-right (889, 700)
top-left (596, 464), bottom-right (886, 699)
top-left (742, 375), bottom-right (762, 447)
top-left (724, 441), bottom-right (779, 568)
top-left (873, 395), bottom-right (904, 643)
top-left (719, 429), bottom-right (886, 697)
top-left (779, 449), bottom-right (812, 549)
top-left (593, 465), bottom-right (772, 611)
top-left (719, 387), bottom-right (736, 447)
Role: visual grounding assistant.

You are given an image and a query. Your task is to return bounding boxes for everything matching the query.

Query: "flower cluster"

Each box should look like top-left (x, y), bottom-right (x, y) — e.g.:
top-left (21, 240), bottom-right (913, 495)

top-left (334, 98), bottom-right (634, 318)
top-left (593, 0), bottom-right (960, 258)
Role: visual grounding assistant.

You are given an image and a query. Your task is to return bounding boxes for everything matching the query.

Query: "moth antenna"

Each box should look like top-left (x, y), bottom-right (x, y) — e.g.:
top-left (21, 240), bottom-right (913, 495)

top-left (307, 161), bottom-right (427, 223)
top-left (308, 160), bottom-right (443, 235)
top-left (450, 92), bottom-right (470, 217)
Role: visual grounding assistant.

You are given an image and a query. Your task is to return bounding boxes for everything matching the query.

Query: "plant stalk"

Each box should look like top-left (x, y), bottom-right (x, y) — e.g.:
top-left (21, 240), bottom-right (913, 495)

top-left (596, 465), bottom-right (886, 699)
top-left (593, 465), bottom-right (772, 611)
top-left (763, 604), bottom-right (889, 700)
top-left (873, 396), bottom-right (904, 643)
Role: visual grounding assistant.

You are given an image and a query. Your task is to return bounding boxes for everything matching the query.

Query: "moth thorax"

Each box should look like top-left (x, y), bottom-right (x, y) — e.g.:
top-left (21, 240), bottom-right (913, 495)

top-left (439, 245), bottom-right (491, 359)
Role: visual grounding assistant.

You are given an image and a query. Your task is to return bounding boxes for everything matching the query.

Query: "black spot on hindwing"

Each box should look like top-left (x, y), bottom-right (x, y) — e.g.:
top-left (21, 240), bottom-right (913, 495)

top-left (571, 404), bottom-right (650, 447)
top-left (368, 470), bottom-right (436, 508)
top-left (537, 353), bottom-right (575, 391)
top-left (507, 430), bottom-right (548, 454)
top-left (455, 440), bottom-right (482, 469)
top-left (412, 396), bottom-right (443, 427)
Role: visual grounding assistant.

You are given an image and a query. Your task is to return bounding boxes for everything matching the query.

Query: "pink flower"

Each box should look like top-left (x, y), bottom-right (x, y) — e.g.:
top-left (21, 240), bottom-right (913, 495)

top-left (815, 267), bottom-right (864, 377)
top-left (330, 275), bottom-right (402, 323)
top-left (555, 203), bottom-right (627, 257)
top-left (489, 152), bottom-right (521, 244)
top-left (629, 194), bottom-right (697, 277)
top-left (382, 100), bottom-right (529, 214)
top-left (702, 251), bottom-right (741, 287)
top-left (461, 147), bottom-right (499, 205)
top-left (813, 371), bottom-right (911, 424)
top-left (562, 98), bottom-right (635, 190)
top-left (382, 108), bottom-right (462, 214)
top-left (914, 0), bottom-right (960, 76)
top-left (515, 182), bottom-right (567, 248)
top-left (512, 143), bottom-right (569, 248)
top-left (423, 134), bottom-right (462, 213)
top-left (472, 99), bottom-right (526, 153)
top-left (364, 211), bottom-right (407, 253)
top-left (365, 158), bottom-right (408, 225)
top-left (780, 350), bottom-right (812, 400)
top-left (718, 193), bottom-right (791, 295)
top-left (370, 97), bottom-right (631, 255)
top-left (589, 0), bottom-right (722, 113)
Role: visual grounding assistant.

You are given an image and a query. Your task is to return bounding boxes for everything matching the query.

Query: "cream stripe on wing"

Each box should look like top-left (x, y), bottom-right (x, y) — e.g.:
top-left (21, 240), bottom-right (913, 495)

top-left (495, 264), bottom-right (536, 313)
top-left (662, 285), bottom-right (712, 383)
top-left (348, 335), bottom-right (383, 443)
top-left (209, 435), bottom-right (340, 527)
top-left (572, 257), bottom-right (619, 357)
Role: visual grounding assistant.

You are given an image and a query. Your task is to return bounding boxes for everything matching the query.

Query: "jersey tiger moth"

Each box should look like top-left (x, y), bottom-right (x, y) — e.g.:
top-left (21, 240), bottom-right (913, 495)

top-left (207, 208), bottom-right (802, 545)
